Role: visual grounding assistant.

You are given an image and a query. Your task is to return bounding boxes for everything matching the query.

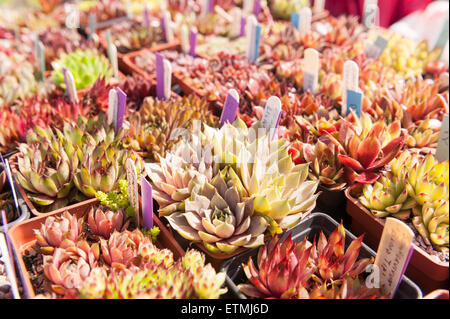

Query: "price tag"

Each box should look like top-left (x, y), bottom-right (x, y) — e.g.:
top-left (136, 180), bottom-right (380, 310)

top-left (126, 158), bottom-right (139, 227)
top-left (290, 13), bottom-right (299, 30)
top-left (299, 7), bottom-right (312, 37)
top-left (220, 89), bottom-right (240, 126)
top-left (313, 0), bottom-right (325, 14)
top-left (341, 60), bottom-right (359, 115)
top-left (189, 27), bottom-right (197, 57)
top-left (374, 218), bottom-right (414, 298)
top-left (62, 67), bottom-right (78, 103)
top-left (107, 88), bottom-right (118, 126)
top-left (180, 25), bottom-right (189, 54)
top-left (304, 48), bottom-right (319, 93)
top-left (436, 114), bottom-right (449, 162)
top-left (365, 35), bottom-right (388, 59)
top-left (115, 87), bottom-right (126, 133)
top-left (141, 176), bottom-right (154, 230)
top-left (253, 0), bottom-right (261, 17)
top-left (346, 89), bottom-right (363, 118)
top-left (88, 13), bottom-right (96, 38)
top-left (261, 96), bottom-right (282, 139)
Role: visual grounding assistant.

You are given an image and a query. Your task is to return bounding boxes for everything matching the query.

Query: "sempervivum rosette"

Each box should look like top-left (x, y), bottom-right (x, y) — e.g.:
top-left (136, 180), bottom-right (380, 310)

top-left (165, 168), bottom-right (269, 254)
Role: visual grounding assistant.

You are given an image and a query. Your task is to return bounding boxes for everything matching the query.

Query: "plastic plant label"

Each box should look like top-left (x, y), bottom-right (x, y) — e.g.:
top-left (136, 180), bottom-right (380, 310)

top-left (107, 88), bottom-right (118, 126)
top-left (363, 0), bottom-right (378, 29)
top-left (156, 52), bottom-right (165, 100)
top-left (290, 13), bottom-right (299, 29)
top-left (246, 15), bottom-right (257, 62)
top-left (243, 0), bottom-right (253, 15)
top-left (303, 48), bottom-right (319, 93)
top-left (365, 35), bottom-right (388, 59)
top-left (220, 89), bottom-right (240, 126)
top-left (261, 96), bottom-right (282, 139)
top-left (346, 89), bottom-right (363, 118)
top-left (88, 13), bottom-right (96, 37)
top-left (189, 28), bottom-right (197, 57)
top-left (299, 7), bottom-right (312, 37)
top-left (115, 87), bottom-right (126, 133)
top-left (161, 11), bottom-right (173, 43)
top-left (434, 19), bottom-right (449, 51)
top-left (253, 24), bottom-right (261, 63)
top-left (141, 176), bottom-right (153, 230)
top-left (341, 60), bottom-right (359, 115)
top-left (143, 5), bottom-right (150, 27)
top-left (163, 59), bottom-right (172, 100)
top-left (180, 25), bottom-right (189, 54)
top-left (0, 156), bottom-right (19, 213)
top-left (253, 0), bottom-right (261, 17)
top-left (374, 218), bottom-right (415, 298)
top-left (313, 0), bottom-right (325, 13)
top-left (240, 17), bottom-right (246, 37)
top-left (230, 8), bottom-right (242, 38)
top-left (37, 41), bottom-right (45, 81)
top-left (126, 158), bottom-right (139, 227)
top-left (108, 43), bottom-right (119, 79)
top-left (436, 114), bottom-right (449, 162)
top-left (62, 68), bottom-right (78, 103)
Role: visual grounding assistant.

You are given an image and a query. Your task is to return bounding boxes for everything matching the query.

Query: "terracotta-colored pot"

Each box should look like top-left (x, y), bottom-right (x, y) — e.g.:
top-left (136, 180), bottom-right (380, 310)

top-left (8, 198), bottom-right (184, 298)
top-left (424, 289), bottom-right (449, 299)
top-left (345, 185), bottom-right (449, 294)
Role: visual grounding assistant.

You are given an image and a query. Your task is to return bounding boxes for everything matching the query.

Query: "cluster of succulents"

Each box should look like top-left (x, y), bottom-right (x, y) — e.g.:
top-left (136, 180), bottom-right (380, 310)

top-left (78, 0), bottom-right (127, 26)
top-left (13, 116), bottom-right (144, 212)
top-left (268, 0), bottom-right (310, 20)
top-left (50, 49), bottom-right (113, 91)
top-left (103, 20), bottom-right (164, 54)
top-left (238, 223), bottom-right (389, 299)
top-left (26, 206), bottom-right (226, 299)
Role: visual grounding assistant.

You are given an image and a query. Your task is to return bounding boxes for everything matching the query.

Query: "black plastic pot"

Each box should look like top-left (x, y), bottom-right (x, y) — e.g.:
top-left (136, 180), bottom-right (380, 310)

top-left (221, 212), bottom-right (423, 299)
top-left (314, 185), bottom-right (350, 227)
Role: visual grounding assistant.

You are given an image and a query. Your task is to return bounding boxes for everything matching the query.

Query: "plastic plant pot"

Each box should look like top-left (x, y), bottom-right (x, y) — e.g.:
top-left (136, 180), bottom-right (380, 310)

top-left (314, 185), bottom-right (349, 225)
top-left (8, 198), bottom-right (184, 299)
top-left (221, 212), bottom-right (423, 299)
top-left (345, 185), bottom-right (449, 294)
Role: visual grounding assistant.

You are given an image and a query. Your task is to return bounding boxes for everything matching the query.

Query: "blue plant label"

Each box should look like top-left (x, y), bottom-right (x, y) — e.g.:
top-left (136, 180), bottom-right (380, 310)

top-left (253, 24), bottom-right (261, 63)
top-left (346, 89), bottom-right (362, 118)
top-left (141, 176), bottom-right (154, 230)
top-left (290, 13), bottom-right (299, 29)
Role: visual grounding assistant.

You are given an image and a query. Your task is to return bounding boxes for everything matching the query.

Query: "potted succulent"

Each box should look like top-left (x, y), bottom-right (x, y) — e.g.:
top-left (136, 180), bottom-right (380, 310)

top-left (222, 212), bottom-right (423, 299)
top-left (10, 115), bottom-right (144, 216)
top-left (346, 150), bottom-right (449, 293)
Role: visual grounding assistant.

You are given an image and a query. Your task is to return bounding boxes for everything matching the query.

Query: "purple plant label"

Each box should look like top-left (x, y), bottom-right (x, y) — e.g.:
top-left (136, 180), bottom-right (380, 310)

top-left (141, 176), bottom-right (153, 230)
top-left (290, 13), bottom-right (300, 29)
top-left (374, 217), bottom-right (415, 298)
top-left (220, 89), bottom-right (239, 126)
top-left (189, 29), bottom-right (197, 57)
top-left (253, 0), bottom-right (261, 17)
top-left (240, 17), bottom-right (246, 37)
top-left (115, 87), bottom-right (126, 133)
top-left (208, 0), bottom-right (214, 13)
top-left (346, 89), bottom-right (362, 118)
top-left (156, 52), bottom-right (165, 100)
top-left (143, 6), bottom-right (150, 27)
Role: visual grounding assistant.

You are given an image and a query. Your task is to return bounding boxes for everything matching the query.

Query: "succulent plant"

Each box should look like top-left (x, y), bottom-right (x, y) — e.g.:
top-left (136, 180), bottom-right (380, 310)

top-left (99, 230), bottom-right (141, 269)
top-left (358, 172), bottom-right (417, 219)
top-left (0, 191), bottom-right (17, 225)
top-left (14, 125), bottom-right (79, 209)
top-left (238, 223), bottom-right (388, 299)
top-left (87, 207), bottom-right (125, 239)
top-left (166, 166), bottom-right (269, 254)
top-left (126, 95), bottom-right (217, 161)
top-left (118, 74), bottom-right (152, 111)
top-left (50, 49), bottom-right (113, 91)
top-left (34, 211), bottom-right (84, 254)
top-left (78, 0), bottom-right (127, 25)
top-left (405, 117), bottom-right (441, 149)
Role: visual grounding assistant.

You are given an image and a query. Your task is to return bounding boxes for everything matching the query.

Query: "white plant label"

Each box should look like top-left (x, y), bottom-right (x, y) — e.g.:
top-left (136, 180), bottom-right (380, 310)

top-left (163, 11), bottom-right (174, 43)
top-left (243, 0), bottom-right (253, 16)
top-left (313, 0), bottom-right (325, 14)
top-left (303, 48), bottom-right (319, 93)
top-left (436, 114), bottom-right (449, 162)
top-left (163, 59), bottom-right (172, 100)
top-left (299, 7), bottom-right (312, 36)
top-left (126, 158), bottom-right (140, 226)
top-left (365, 35), bottom-right (388, 59)
top-left (180, 24), bottom-right (189, 54)
top-left (261, 96), bottom-right (282, 139)
top-left (374, 218), bottom-right (414, 298)
top-left (63, 68), bottom-right (78, 103)
top-left (107, 88), bottom-right (118, 126)
top-left (230, 8), bottom-right (242, 38)
top-left (246, 15), bottom-right (257, 62)
top-left (363, 0), bottom-right (378, 29)
top-left (108, 43), bottom-right (118, 79)
top-left (342, 60), bottom-right (359, 115)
